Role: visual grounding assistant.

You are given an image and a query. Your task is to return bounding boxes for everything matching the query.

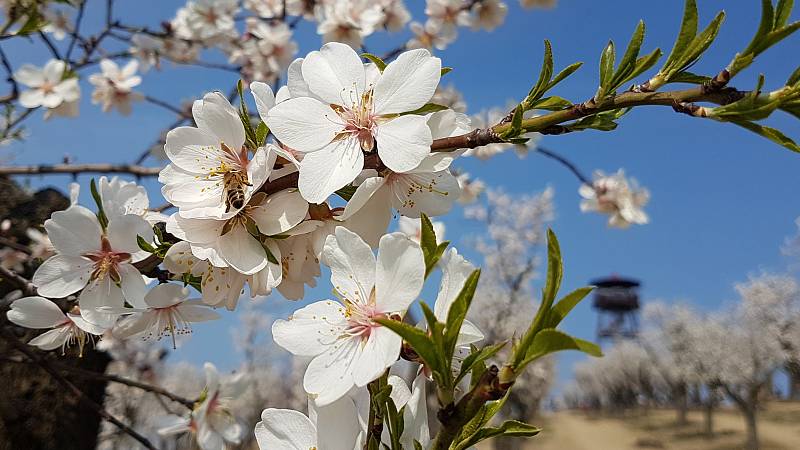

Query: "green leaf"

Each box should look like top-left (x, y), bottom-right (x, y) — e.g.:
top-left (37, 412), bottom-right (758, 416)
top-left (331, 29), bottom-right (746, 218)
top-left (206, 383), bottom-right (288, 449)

top-left (744, 0), bottom-right (776, 56)
top-left (264, 244), bottom-right (279, 265)
top-left (419, 213), bottom-right (438, 258)
top-left (401, 103), bottom-right (448, 116)
top-left (616, 21), bottom-right (646, 82)
top-left (443, 270), bottom-right (481, 359)
top-left (731, 120), bottom-right (800, 153)
top-left (679, 11), bottom-right (725, 73)
top-left (16, 8), bottom-right (45, 35)
top-left (454, 420), bottom-right (541, 450)
top-left (663, 0), bottom-right (699, 70)
top-left (788, 66), bottom-right (800, 85)
top-left (525, 329), bottom-right (603, 363)
top-left (237, 80), bottom-right (258, 148)
top-left (441, 67), bottom-right (453, 76)
top-left (455, 341), bottom-right (507, 385)
top-left (547, 62), bottom-right (583, 91)
top-left (669, 71), bottom-right (711, 85)
top-left (530, 96), bottom-right (573, 111)
top-left (362, 53), bottom-right (387, 72)
top-left (89, 178), bottom-right (109, 229)
top-left (137, 235), bottom-right (156, 253)
top-left (335, 184), bottom-right (357, 201)
top-left (598, 40), bottom-right (616, 96)
top-left (776, 0), bottom-right (794, 28)
top-left (374, 317), bottom-right (445, 377)
top-left (526, 40), bottom-right (554, 103)
top-left (256, 121), bottom-right (269, 147)
top-left (546, 286), bottom-right (595, 328)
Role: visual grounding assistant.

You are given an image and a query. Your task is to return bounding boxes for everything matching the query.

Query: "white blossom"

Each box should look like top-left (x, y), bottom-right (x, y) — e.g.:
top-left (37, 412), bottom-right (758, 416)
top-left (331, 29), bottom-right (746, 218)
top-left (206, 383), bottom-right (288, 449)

top-left (7, 297), bottom-right (105, 355)
top-left (88, 59), bottom-right (144, 116)
top-left (579, 169), bottom-right (650, 228)
top-left (13, 59), bottom-right (80, 117)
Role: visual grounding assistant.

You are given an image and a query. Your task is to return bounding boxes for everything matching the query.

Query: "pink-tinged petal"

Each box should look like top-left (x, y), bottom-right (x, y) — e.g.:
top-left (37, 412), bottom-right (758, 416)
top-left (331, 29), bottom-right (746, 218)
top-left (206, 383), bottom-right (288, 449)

top-left (79, 279), bottom-right (125, 329)
top-left (7, 296), bottom-right (66, 328)
top-left (302, 42), bottom-right (365, 106)
top-left (250, 81), bottom-right (275, 122)
top-left (44, 205), bottom-right (102, 256)
top-left (196, 423), bottom-right (224, 450)
top-left (375, 115), bottom-right (432, 173)
top-left (217, 225), bottom-right (268, 275)
top-left (351, 326), bottom-right (402, 387)
top-left (203, 362), bottom-right (220, 395)
top-left (375, 232), bottom-right (424, 313)
top-left (107, 215), bottom-right (153, 254)
top-left (303, 337), bottom-right (359, 406)
top-left (322, 227), bottom-right (375, 305)
top-left (164, 126), bottom-right (224, 173)
top-left (267, 97), bottom-right (341, 152)
top-left (298, 138), bottom-right (363, 204)
top-left (32, 254), bottom-right (93, 297)
top-left (28, 327), bottom-right (72, 351)
top-left (373, 49), bottom-right (441, 115)
top-left (192, 92), bottom-right (245, 151)
top-left (255, 409), bottom-right (317, 450)
top-left (119, 263), bottom-right (147, 308)
top-left (390, 170), bottom-right (460, 218)
top-left (53, 78), bottom-right (80, 102)
top-left (249, 190), bottom-right (308, 236)
top-left (272, 300), bottom-right (347, 357)
top-left (143, 282), bottom-right (189, 308)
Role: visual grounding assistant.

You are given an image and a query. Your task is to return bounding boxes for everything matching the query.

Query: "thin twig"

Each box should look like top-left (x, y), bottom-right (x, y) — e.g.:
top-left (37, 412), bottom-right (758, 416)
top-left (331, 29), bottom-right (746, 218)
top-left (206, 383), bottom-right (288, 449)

top-left (535, 146), bottom-right (593, 185)
top-left (0, 265), bottom-right (37, 296)
top-left (65, 0), bottom-right (87, 62)
top-left (0, 163), bottom-right (161, 176)
top-left (143, 95), bottom-right (190, 118)
top-left (0, 328), bottom-right (159, 450)
top-left (38, 32), bottom-right (63, 60)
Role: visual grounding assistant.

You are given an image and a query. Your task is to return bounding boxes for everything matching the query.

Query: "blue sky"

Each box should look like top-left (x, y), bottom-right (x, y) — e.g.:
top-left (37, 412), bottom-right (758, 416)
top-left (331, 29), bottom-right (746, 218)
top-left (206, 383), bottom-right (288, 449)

top-left (3, 1), bottom-right (800, 394)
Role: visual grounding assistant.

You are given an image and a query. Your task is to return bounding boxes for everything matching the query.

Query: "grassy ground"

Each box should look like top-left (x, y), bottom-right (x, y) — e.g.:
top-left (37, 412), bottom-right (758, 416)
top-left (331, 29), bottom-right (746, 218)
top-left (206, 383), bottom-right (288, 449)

top-left (504, 401), bottom-right (800, 450)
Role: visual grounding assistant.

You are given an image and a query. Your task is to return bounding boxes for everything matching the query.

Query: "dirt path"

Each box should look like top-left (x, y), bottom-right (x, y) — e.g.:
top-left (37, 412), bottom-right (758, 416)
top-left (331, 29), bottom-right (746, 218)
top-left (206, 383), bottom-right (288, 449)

top-left (532, 411), bottom-right (643, 450)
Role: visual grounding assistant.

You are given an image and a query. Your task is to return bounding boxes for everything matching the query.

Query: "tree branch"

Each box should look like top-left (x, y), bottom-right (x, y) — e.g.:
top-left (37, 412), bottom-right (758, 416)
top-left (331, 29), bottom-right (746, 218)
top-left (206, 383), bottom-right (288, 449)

top-left (0, 264), bottom-right (37, 296)
top-left (0, 328), bottom-right (158, 450)
top-left (0, 163), bottom-right (161, 176)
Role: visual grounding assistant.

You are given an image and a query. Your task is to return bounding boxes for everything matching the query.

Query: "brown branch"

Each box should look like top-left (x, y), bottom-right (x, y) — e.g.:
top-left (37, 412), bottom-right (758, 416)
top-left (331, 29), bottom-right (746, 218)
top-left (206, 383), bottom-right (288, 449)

top-left (0, 328), bottom-right (158, 450)
top-left (0, 164), bottom-right (161, 176)
top-left (0, 265), bottom-right (37, 296)
top-left (50, 361), bottom-right (196, 409)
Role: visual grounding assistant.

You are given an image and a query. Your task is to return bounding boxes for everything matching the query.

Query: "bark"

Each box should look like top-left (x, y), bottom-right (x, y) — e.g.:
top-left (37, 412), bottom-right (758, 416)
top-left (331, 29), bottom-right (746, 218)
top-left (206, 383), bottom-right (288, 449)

top-left (703, 401), bottom-right (714, 439)
top-left (786, 360), bottom-right (800, 400)
top-left (743, 406), bottom-right (759, 450)
top-left (674, 383), bottom-right (689, 425)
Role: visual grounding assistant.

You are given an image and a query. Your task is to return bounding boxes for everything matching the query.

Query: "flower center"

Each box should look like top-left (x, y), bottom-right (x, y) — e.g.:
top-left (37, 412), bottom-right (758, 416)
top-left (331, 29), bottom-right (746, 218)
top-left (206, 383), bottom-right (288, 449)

top-left (83, 236), bottom-right (131, 283)
top-left (333, 89), bottom-right (378, 152)
top-left (151, 304), bottom-right (193, 349)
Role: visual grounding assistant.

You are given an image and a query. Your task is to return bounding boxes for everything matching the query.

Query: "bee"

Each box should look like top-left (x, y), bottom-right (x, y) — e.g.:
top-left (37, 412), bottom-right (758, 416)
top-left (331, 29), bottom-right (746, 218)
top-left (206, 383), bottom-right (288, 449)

top-left (223, 171), bottom-right (251, 212)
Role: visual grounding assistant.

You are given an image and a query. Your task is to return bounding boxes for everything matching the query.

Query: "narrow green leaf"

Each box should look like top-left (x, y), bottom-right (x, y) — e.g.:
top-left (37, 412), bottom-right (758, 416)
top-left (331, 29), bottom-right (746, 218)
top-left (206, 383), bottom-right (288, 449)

top-left (669, 71), bottom-right (711, 85)
top-left (616, 21), bottom-right (646, 80)
top-left (362, 53), bottom-right (387, 72)
top-left (400, 103), bottom-right (448, 116)
top-left (744, 0), bottom-right (776, 56)
top-left (598, 41), bottom-right (616, 94)
top-left (547, 62), bottom-right (584, 91)
top-left (455, 341), bottom-right (507, 385)
top-left (531, 96), bottom-right (573, 111)
top-left (137, 235), bottom-right (156, 253)
top-left (89, 178), bottom-right (109, 229)
top-left (419, 214), bottom-right (438, 261)
top-left (374, 317), bottom-right (443, 374)
top-left (264, 244), bottom-right (279, 265)
top-left (526, 40), bottom-right (554, 102)
top-left (454, 419), bottom-right (540, 450)
top-left (775, 0), bottom-right (793, 28)
top-left (663, 0), bottom-right (699, 70)
top-left (335, 184), bottom-right (357, 201)
top-left (256, 121), bottom-right (269, 146)
top-left (546, 286), bottom-right (595, 328)
top-left (441, 67), bottom-right (453, 76)
top-left (731, 120), bottom-right (800, 153)
top-left (675, 11), bottom-right (725, 75)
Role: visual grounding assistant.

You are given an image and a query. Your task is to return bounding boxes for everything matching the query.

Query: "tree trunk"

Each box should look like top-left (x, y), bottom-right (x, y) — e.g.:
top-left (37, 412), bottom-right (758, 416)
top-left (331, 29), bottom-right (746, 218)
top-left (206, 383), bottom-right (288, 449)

top-left (786, 361), bottom-right (800, 400)
top-left (674, 384), bottom-right (688, 425)
top-left (703, 401), bottom-right (714, 439)
top-left (743, 406), bottom-right (759, 450)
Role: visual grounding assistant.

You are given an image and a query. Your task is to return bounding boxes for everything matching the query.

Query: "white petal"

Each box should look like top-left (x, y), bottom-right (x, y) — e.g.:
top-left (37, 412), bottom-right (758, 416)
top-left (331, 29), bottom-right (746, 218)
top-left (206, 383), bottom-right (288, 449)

top-left (107, 215), bottom-right (153, 254)
top-left (7, 296), bottom-right (66, 328)
top-left (28, 327), bottom-right (72, 351)
top-left (162, 240), bottom-right (206, 276)
top-left (177, 304), bottom-right (220, 322)
top-left (313, 396), bottom-right (362, 450)
top-left (323, 227), bottom-right (375, 305)
top-left (19, 89), bottom-right (45, 108)
top-left (390, 170), bottom-right (460, 218)
top-left (44, 206), bottom-right (102, 256)
top-left (434, 248), bottom-right (475, 321)
top-left (79, 279), bottom-right (125, 329)
top-left (457, 319), bottom-right (485, 346)
top-left (387, 375), bottom-right (412, 409)
top-left (338, 176), bottom-right (386, 220)
top-left (267, 97), bottom-right (341, 152)
top-left (352, 326), bottom-right (402, 387)
top-left (255, 409), bottom-right (317, 450)
top-left (298, 138), bottom-right (363, 204)
top-left (113, 312), bottom-right (153, 339)
top-left (217, 225), bottom-right (268, 275)
top-left (375, 115), bottom-right (432, 173)
top-left (119, 264), bottom-right (147, 308)
top-left (144, 282), bottom-right (188, 308)
top-left (373, 49), bottom-right (441, 115)
top-left (272, 300), bottom-right (348, 357)
top-left (339, 185), bottom-right (393, 249)
top-left (13, 64), bottom-right (45, 87)
top-left (302, 42), bottom-right (365, 106)
top-left (286, 58), bottom-right (311, 98)
top-left (250, 81), bottom-right (275, 121)
top-left (168, 214), bottom-right (224, 244)
top-left (193, 93), bottom-right (245, 151)
top-left (163, 126), bottom-right (223, 173)
top-left (32, 254), bottom-right (93, 297)
top-left (249, 190), bottom-right (308, 236)
top-left (303, 337), bottom-right (359, 406)
top-left (375, 233), bottom-right (424, 313)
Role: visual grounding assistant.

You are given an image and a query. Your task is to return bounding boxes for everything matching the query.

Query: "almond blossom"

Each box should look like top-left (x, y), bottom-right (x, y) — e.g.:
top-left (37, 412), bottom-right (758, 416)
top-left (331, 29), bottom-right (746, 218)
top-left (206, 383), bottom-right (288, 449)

top-left (166, 189), bottom-right (308, 275)
top-left (399, 215), bottom-right (445, 245)
top-left (255, 395), bottom-right (362, 450)
top-left (160, 92), bottom-right (276, 220)
top-left (172, 0), bottom-right (239, 44)
top-left (88, 59), bottom-right (144, 116)
top-left (31, 204), bottom-right (153, 328)
top-left (157, 363), bottom-right (247, 450)
top-left (267, 43), bottom-right (442, 203)
top-left (579, 169), bottom-right (650, 228)
top-left (471, 0), bottom-right (508, 31)
top-left (315, 0), bottom-right (383, 48)
top-left (13, 59), bottom-right (80, 117)
top-left (6, 297), bottom-right (105, 356)
top-left (272, 227), bottom-right (424, 405)
top-left (110, 283), bottom-right (220, 348)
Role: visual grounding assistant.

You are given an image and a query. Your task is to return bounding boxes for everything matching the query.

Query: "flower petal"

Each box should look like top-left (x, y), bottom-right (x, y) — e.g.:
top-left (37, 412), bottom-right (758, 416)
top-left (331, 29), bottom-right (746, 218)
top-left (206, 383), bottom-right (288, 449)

top-left (217, 225), bottom-right (268, 275)
top-left (323, 227), bottom-right (375, 305)
top-left (267, 97), bottom-right (341, 152)
top-left (255, 409), bottom-right (317, 450)
top-left (375, 233), bottom-right (424, 313)
top-left (390, 170), bottom-right (460, 218)
top-left (32, 254), bottom-right (93, 297)
top-left (303, 337), bottom-right (359, 406)
top-left (250, 81), bottom-right (275, 121)
top-left (372, 49), bottom-right (441, 115)
top-left (28, 327), bottom-right (72, 351)
top-left (164, 126), bottom-right (224, 173)
top-left (375, 115), bottom-right (432, 173)
top-left (433, 248), bottom-right (475, 321)
top-left (302, 42), bottom-right (365, 106)
top-left (298, 138), bottom-right (363, 204)
top-left (193, 92), bottom-right (245, 151)
top-left (7, 296), bottom-right (66, 328)
top-left (44, 205), bottom-right (102, 256)
top-left (250, 190), bottom-right (308, 236)
top-left (272, 300), bottom-right (348, 357)
top-left (352, 326), bottom-right (402, 387)
top-left (107, 215), bottom-right (153, 254)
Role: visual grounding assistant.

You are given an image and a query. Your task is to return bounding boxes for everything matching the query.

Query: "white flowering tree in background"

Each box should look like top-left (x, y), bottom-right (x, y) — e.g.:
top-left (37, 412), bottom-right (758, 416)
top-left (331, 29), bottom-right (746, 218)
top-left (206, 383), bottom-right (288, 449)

top-left (1, 0), bottom-right (800, 449)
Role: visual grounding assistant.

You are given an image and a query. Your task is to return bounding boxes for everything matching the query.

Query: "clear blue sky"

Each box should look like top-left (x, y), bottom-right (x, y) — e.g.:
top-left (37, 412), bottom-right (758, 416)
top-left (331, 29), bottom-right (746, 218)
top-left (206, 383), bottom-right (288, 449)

top-left (3, 1), bottom-right (800, 393)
